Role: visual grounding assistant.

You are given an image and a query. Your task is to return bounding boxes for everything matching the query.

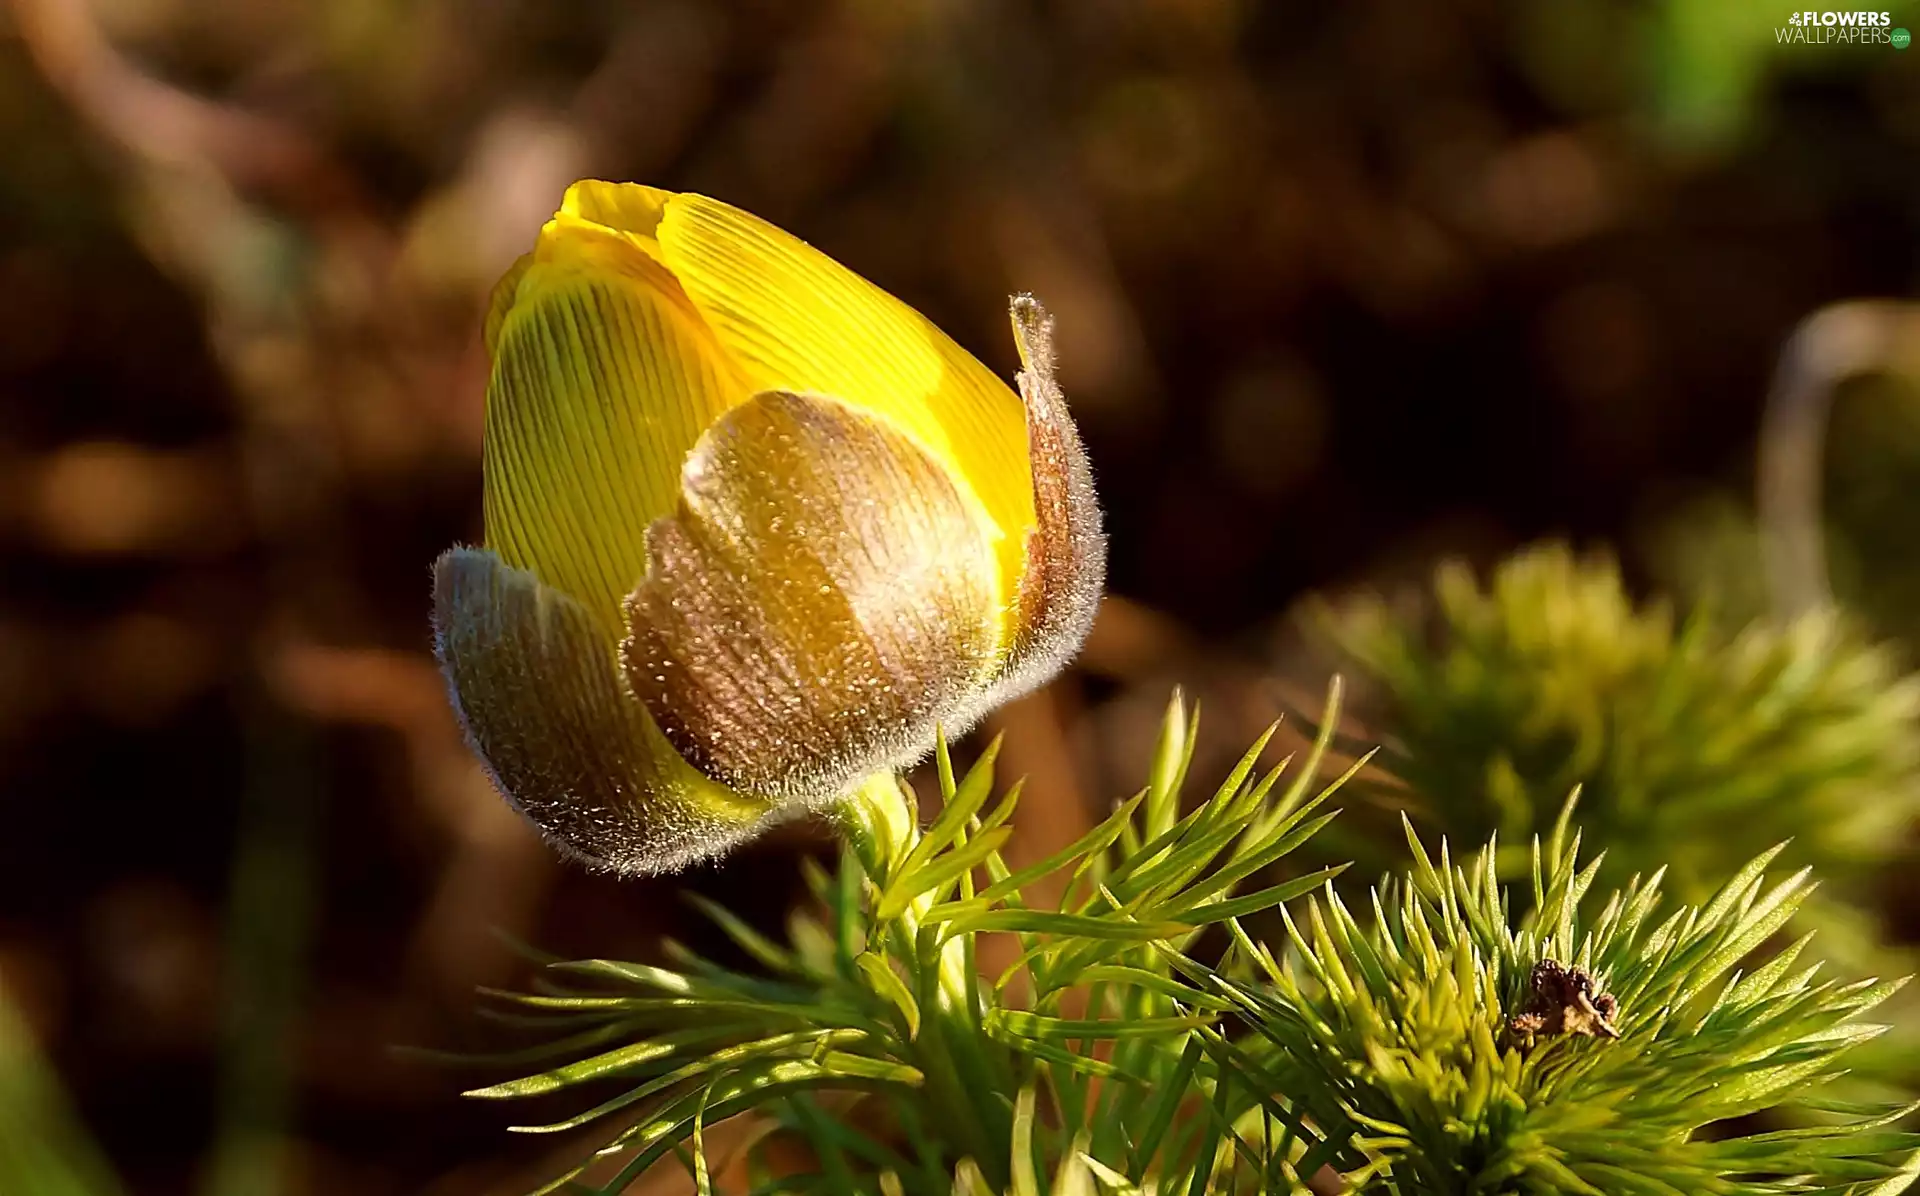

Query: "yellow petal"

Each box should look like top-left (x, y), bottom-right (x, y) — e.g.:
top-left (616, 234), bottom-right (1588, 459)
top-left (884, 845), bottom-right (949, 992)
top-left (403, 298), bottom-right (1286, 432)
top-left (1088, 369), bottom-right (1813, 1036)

top-left (623, 390), bottom-right (1002, 800)
top-left (482, 253), bottom-right (532, 358)
top-left (433, 547), bottom-right (774, 874)
top-left (560, 179), bottom-right (670, 241)
top-left (653, 193), bottom-right (1036, 626)
top-left (482, 236), bottom-right (746, 634)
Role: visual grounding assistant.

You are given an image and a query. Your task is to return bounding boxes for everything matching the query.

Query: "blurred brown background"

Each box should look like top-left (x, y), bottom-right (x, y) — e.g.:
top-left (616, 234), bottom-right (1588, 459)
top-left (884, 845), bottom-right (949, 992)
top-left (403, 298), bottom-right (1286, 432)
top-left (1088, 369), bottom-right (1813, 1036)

top-left (2, 0), bottom-right (1918, 1192)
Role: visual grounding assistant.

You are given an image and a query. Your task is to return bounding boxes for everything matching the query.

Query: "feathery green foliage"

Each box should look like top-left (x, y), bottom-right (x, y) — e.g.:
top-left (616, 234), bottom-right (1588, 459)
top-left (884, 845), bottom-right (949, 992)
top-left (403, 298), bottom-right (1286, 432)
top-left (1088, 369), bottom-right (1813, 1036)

top-left (461, 678), bottom-right (1919, 1194)
top-left (1316, 543), bottom-right (1920, 900)
top-left (1191, 804), bottom-right (1920, 1193)
top-left (463, 688), bottom-right (1357, 1195)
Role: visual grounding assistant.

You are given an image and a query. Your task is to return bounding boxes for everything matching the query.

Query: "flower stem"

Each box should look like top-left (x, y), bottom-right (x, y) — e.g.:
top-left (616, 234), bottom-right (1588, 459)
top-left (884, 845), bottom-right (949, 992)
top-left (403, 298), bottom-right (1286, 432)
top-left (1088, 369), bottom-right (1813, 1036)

top-left (838, 772), bottom-right (1008, 1179)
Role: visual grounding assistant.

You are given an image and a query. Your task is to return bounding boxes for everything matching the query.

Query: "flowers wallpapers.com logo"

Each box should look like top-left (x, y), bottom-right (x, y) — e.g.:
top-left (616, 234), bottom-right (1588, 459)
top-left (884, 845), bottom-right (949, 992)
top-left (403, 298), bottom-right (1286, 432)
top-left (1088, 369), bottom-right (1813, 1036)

top-left (1776, 10), bottom-right (1908, 43)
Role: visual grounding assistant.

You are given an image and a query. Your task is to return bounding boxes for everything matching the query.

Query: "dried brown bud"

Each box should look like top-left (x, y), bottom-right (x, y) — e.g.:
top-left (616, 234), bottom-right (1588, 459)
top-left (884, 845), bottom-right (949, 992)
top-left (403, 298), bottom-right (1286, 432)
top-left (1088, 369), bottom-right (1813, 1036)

top-left (1506, 958), bottom-right (1620, 1050)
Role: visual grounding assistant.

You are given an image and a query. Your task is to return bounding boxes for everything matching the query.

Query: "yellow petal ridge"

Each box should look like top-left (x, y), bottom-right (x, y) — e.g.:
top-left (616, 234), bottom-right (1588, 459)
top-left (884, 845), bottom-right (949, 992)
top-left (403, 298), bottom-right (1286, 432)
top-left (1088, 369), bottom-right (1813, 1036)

top-left (482, 239), bottom-right (747, 633)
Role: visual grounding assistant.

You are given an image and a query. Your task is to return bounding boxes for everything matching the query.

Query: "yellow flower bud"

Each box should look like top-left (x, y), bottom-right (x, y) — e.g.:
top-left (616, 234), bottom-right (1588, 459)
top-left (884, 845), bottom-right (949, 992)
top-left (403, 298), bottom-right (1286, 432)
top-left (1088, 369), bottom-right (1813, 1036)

top-left (434, 182), bottom-right (1103, 873)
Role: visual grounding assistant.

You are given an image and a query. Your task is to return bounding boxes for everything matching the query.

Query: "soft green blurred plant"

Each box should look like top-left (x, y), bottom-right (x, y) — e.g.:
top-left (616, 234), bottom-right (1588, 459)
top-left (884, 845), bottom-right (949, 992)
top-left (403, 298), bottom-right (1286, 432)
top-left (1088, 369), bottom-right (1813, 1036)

top-left (1185, 803), bottom-right (1920, 1193)
top-left (459, 688), bottom-right (1357, 1194)
top-left (1632, 305), bottom-right (1920, 654)
top-left (1315, 543), bottom-right (1920, 905)
top-left (0, 982), bottom-right (124, 1196)
top-left (1515, 0), bottom-right (1893, 154)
